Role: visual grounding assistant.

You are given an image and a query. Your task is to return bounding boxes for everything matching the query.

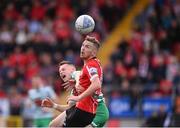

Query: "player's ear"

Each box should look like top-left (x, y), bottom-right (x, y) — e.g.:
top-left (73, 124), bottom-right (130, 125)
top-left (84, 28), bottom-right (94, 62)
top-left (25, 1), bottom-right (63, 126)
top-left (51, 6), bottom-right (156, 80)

top-left (92, 49), bottom-right (97, 57)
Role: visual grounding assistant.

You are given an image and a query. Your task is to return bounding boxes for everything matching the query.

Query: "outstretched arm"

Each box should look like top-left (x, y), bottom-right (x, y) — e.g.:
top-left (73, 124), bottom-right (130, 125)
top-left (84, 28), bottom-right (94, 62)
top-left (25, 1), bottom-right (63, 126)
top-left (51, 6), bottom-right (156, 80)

top-left (41, 97), bottom-right (75, 112)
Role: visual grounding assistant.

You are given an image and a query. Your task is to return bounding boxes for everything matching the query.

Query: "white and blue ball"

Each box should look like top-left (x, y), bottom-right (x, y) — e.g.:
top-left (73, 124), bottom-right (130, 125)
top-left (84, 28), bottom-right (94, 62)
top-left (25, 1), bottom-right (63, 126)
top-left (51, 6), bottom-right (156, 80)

top-left (75, 15), bottom-right (95, 34)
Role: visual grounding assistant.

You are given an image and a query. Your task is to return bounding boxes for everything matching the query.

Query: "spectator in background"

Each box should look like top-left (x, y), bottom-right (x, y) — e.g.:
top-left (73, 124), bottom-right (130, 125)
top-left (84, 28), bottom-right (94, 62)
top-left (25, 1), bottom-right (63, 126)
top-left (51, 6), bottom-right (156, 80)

top-left (27, 76), bottom-right (57, 127)
top-left (39, 52), bottom-right (56, 79)
top-left (53, 16), bottom-right (71, 41)
top-left (55, 2), bottom-right (74, 22)
top-left (30, 1), bottom-right (46, 21)
top-left (120, 78), bottom-right (131, 97)
top-left (173, 0), bottom-right (180, 23)
top-left (150, 80), bottom-right (172, 98)
top-left (0, 24), bottom-right (13, 43)
top-left (151, 53), bottom-right (166, 83)
top-left (158, 96), bottom-right (180, 127)
top-left (143, 105), bottom-right (168, 127)
top-left (166, 55), bottom-right (179, 82)
top-left (99, 0), bottom-right (124, 31)
top-left (8, 87), bottom-right (23, 116)
top-left (0, 59), bottom-right (15, 91)
top-left (9, 46), bottom-right (27, 68)
top-left (158, 80), bottom-right (172, 96)
top-left (25, 61), bottom-right (40, 81)
top-left (138, 53), bottom-right (149, 83)
top-left (103, 60), bottom-right (114, 85)
top-left (114, 60), bottom-right (127, 84)
top-left (3, 3), bottom-right (19, 21)
top-left (170, 97), bottom-right (180, 126)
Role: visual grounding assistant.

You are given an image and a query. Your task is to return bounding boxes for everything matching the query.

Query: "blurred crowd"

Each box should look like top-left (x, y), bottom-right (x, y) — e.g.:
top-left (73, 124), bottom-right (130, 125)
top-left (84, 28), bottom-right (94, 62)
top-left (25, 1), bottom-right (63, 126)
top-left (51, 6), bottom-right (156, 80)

top-left (104, 0), bottom-right (180, 126)
top-left (0, 0), bottom-right (134, 119)
top-left (105, 0), bottom-right (180, 97)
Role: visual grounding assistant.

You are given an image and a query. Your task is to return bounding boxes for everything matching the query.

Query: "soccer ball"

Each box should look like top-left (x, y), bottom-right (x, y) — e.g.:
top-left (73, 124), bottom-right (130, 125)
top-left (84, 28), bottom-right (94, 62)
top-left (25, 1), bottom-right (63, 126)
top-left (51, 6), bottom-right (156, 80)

top-left (75, 15), bottom-right (95, 34)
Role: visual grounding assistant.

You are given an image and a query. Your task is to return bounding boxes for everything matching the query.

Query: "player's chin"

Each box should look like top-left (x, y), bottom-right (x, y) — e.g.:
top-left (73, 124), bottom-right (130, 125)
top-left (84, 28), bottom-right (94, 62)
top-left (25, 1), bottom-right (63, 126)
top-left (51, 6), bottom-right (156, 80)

top-left (80, 53), bottom-right (83, 58)
top-left (62, 78), bottom-right (67, 82)
top-left (61, 75), bottom-right (67, 82)
top-left (80, 54), bottom-right (86, 59)
top-left (63, 77), bottom-right (70, 83)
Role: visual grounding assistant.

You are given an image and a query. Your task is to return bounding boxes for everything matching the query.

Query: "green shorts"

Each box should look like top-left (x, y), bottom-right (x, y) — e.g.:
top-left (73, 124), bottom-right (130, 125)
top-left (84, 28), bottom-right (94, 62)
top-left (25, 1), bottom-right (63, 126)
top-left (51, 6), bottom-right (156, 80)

top-left (33, 117), bottom-right (52, 127)
top-left (91, 101), bottom-right (109, 127)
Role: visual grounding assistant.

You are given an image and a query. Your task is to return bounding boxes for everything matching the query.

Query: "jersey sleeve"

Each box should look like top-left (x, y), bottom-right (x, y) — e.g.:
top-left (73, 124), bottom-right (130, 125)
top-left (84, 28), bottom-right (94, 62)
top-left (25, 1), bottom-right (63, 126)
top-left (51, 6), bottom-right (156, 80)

top-left (85, 61), bottom-right (99, 81)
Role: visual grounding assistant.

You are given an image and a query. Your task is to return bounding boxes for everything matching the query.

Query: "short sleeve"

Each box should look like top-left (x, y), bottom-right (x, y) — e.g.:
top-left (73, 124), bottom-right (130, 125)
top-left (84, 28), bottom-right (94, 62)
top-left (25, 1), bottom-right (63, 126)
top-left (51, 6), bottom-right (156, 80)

top-left (85, 61), bottom-right (99, 81)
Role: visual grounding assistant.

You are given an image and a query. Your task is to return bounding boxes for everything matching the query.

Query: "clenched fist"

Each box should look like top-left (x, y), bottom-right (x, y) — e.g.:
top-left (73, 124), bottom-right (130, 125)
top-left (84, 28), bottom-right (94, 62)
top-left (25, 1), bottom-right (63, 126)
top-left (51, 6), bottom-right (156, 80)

top-left (41, 97), bottom-right (55, 108)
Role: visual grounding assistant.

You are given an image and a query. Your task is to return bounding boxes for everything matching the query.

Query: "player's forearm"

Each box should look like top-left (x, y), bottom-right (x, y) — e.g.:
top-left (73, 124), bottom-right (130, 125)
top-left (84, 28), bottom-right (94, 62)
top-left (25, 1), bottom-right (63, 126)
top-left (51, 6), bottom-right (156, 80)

top-left (53, 104), bottom-right (70, 112)
top-left (79, 77), bottom-right (101, 100)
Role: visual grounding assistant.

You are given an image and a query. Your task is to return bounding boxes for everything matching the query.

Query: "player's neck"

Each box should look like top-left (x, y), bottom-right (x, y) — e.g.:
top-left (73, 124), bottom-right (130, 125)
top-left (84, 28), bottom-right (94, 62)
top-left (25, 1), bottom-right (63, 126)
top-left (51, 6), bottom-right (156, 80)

top-left (84, 56), bottom-right (96, 64)
top-left (84, 59), bottom-right (87, 64)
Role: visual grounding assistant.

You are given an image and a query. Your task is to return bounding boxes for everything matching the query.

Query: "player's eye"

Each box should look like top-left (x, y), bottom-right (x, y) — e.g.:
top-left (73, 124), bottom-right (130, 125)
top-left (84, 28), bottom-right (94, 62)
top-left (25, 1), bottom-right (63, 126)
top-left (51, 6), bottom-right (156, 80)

top-left (85, 45), bottom-right (90, 48)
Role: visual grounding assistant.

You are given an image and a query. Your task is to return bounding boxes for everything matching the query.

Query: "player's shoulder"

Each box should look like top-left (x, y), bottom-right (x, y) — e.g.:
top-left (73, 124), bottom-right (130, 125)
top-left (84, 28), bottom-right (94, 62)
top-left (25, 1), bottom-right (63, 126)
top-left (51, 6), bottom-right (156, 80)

top-left (87, 58), bottom-right (101, 66)
top-left (71, 71), bottom-right (81, 79)
top-left (74, 71), bottom-right (81, 75)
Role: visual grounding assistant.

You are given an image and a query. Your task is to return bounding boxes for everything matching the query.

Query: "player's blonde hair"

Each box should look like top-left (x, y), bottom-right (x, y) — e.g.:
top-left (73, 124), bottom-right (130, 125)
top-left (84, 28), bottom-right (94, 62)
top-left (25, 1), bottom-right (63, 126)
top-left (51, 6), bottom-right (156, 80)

top-left (85, 35), bottom-right (100, 49)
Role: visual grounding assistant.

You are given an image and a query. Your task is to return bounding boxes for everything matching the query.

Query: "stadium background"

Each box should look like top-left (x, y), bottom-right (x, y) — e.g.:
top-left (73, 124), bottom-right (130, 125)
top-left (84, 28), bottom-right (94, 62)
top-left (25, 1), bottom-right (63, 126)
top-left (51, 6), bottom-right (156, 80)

top-left (0, 0), bottom-right (179, 127)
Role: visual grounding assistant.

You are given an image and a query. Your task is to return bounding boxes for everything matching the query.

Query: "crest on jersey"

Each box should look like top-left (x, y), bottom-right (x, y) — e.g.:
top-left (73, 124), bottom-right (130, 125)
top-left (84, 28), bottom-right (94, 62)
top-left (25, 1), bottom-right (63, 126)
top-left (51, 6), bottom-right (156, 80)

top-left (89, 67), bottom-right (98, 76)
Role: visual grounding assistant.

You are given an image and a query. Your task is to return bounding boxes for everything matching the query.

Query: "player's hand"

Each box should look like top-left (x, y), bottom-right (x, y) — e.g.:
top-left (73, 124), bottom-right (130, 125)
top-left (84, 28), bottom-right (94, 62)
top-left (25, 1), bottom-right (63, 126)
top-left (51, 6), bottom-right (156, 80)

top-left (41, 97), bottom-right (54, 108)
top-left (62, 79), bottom-right (76, 91)
top-left (67, 95), bottom-right (81, 103)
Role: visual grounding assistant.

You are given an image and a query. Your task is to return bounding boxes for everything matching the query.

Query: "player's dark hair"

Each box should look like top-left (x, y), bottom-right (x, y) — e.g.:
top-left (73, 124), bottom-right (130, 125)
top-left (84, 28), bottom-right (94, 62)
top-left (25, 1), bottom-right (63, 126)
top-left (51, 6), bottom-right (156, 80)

top-left (59, 60), bottom-right (73, 67)
top-left (85, 36), bottom-right (100, 49)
